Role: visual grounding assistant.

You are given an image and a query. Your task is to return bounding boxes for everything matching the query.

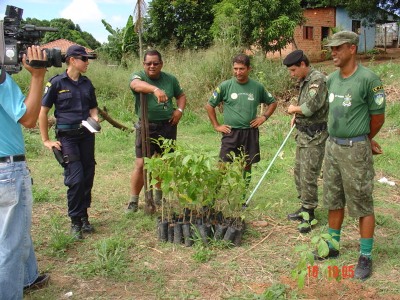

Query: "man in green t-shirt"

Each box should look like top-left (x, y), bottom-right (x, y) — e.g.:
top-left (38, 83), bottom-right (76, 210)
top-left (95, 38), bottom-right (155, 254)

top-left (315, 31), bottom-right (386, 281)
top-left (283, 50), bottom-right (328, 234)
top-left (127, 50), bottom-right (187, 212)
top-left (205, 54), bottom-right (277, 197)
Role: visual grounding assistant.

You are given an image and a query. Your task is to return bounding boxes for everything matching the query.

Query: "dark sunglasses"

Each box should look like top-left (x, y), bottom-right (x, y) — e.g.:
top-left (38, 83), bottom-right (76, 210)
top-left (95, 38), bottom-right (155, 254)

top-left (74, 56), bottom-right (89, 62)
top-left (143, 61), bottom-right (161, 67)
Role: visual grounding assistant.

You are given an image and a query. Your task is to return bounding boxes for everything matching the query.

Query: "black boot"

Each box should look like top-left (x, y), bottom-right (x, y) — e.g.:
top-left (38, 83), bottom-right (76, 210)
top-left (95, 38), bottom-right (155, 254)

top-left (288, 206), bottom-right (315, 221)
top-left (354, 255), bottom-right (373, 280)
top-left (81, 216), bottom-right (95, 233)
top-left (70, 217), bottom-right (83, 240)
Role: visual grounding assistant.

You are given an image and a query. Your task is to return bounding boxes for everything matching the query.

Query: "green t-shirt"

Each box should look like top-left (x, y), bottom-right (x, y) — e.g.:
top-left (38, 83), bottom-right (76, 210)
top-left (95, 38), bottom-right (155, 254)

top-left (130, 70), bottom-right (184, 122)
top-left (208, 78), bottom-right (275, 129)
top-left (327, 64), bottom-right (386, 138)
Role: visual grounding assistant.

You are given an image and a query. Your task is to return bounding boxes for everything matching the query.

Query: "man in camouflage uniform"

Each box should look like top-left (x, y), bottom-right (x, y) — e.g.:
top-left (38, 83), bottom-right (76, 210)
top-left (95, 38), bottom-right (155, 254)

top-left (315, 31), bottom-right (386, 280)
top-left (283, 50), bottom-right (328, 233)
top-left (315, 31), bottom-right (385, 281)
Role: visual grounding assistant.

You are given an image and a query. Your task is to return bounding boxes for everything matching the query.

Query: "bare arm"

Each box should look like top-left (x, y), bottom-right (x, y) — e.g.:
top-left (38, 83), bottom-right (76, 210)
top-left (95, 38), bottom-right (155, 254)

top-left (287, 104), bottom-right (303, 115)
top-left (368, 113), bottom-right (385, 155)
top-left (205, 103), bottom-right (231, 133)
top-left (130, 79), bottom-right (168, 103)
top-left (39, 106), bottom-right (61, 150)
top-left (170, 93), bottom-right (187, 125)
top-left (90, 107), bottom-right (99, 122)
top-left (250, 102), bottom-right (278, 128)
top-left (19, 46), bottom-right (48, 128)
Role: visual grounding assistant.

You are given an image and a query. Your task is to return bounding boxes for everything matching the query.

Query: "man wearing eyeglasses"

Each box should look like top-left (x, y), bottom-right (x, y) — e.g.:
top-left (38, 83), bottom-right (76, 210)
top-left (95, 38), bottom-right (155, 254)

top-left (127, 49), bottom-right (186, 212)
top-left (39, 45), bottom-right (99, 239)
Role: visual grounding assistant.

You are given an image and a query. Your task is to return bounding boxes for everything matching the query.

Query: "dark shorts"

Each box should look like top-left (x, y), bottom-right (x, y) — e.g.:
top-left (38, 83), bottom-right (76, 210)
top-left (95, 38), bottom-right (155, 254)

top-left (323, 138), bottom-right (375, 218)
top-left (135, 120), bottom-right (177, 158)
top-left (220, 128), bottom-right (260, 165)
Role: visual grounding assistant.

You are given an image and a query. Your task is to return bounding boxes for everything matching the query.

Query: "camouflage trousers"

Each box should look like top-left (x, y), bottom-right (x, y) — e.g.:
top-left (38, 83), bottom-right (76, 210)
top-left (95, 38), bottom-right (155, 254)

top-left (294, 144), bottom-right (325, 209)
top-left (323, 138), bottom-right (375, 218)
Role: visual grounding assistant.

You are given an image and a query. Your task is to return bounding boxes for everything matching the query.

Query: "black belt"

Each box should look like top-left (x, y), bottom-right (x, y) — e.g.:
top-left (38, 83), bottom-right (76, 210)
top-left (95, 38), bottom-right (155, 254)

top-left (56, 128), bottom-right (86, 137)
top-left (330, 135), bottom-right (367, 146)
top-left (0, 154), bottom-right (26, 163)
top-left (296, 122), bottom-right (327, 137)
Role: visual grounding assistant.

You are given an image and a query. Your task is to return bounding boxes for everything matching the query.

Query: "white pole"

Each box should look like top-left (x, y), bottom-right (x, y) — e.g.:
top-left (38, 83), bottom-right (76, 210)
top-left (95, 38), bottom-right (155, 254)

top-left (245, 125), bottom-right (296, 206)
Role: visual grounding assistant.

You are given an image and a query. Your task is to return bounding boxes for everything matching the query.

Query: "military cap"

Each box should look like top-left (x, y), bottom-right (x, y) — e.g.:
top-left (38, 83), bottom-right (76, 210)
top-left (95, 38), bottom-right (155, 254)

top-left (325, 31), bottom-right (359, 47)
top-left (283, 50), bottom-right (305, 67)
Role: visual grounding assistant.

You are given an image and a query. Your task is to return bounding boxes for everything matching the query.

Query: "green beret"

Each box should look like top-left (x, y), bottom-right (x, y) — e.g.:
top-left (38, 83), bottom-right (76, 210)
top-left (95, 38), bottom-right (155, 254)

top-left (325, 31), bottom-right (359, 47)
top-left (283, 50), bottom-right (304, 67)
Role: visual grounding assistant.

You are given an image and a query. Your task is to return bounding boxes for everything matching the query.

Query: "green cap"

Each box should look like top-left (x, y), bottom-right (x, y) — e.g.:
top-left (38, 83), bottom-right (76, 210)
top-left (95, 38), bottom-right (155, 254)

top-left (325, 31), bottom-right (359, 47)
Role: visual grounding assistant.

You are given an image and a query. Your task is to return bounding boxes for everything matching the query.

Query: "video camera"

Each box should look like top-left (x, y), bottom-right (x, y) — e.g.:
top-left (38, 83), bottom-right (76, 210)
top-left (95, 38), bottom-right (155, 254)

top-left (0, 5), bottom-right (62, 74)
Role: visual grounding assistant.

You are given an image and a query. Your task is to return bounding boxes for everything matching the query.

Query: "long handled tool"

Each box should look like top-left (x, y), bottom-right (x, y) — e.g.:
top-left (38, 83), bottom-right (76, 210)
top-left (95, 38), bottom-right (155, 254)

top-left (140, 93), bottom-right (156, 214)
top-left (244, 125), bottom-right (296, 207)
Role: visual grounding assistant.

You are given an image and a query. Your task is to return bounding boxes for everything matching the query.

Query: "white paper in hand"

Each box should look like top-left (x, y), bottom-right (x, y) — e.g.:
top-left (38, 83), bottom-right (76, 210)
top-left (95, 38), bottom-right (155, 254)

top-left (81, 117), bottom-right (101, 133)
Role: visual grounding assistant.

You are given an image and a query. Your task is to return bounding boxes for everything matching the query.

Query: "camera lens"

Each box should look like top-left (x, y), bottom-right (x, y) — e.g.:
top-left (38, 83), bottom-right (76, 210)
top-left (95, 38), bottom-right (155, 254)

top-left (45, 48), bottom-right (62, 68)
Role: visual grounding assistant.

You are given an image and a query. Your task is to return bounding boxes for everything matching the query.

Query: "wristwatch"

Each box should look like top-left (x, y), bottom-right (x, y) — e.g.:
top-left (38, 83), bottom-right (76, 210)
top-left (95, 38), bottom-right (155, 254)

top-left (177, 108), bottom-right (184, 113)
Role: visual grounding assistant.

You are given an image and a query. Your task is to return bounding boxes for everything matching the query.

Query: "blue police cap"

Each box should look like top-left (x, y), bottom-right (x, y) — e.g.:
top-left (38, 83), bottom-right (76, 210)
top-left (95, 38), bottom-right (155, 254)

top-left (66, 45), bottom-right (89, 58)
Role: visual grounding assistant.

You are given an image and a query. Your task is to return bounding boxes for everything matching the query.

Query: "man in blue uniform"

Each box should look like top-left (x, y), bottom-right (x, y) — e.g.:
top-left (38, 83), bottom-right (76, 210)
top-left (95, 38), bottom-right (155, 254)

top-left (1, 46), bottom-right (50, 298)
top-left (39, 45), bottom-right (99, 239)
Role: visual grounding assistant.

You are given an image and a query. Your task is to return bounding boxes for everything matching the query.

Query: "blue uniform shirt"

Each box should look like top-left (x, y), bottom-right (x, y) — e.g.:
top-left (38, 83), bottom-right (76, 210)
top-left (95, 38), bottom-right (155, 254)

top-left (42, 71), bottom-right (98, 125)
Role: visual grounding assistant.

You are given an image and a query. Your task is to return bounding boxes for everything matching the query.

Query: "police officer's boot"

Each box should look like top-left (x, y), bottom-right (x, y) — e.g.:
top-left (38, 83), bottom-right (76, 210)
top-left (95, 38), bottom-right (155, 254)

top-left (81, 216), bottom-right (95, 233)
top-left (70, 217), bottom-right (83, 240)
top-left (126, 195), bottom-right (139, 213)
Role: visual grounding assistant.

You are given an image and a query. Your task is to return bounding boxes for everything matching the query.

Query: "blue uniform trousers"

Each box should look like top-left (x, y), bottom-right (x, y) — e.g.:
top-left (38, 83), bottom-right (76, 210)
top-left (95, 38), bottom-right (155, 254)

top-left (59, 131), bottom-right (95, 218)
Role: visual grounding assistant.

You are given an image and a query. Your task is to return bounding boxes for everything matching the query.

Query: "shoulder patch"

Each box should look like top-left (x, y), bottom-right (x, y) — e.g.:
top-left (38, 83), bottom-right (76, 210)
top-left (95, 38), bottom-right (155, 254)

top-left (309, 89), bottom-right (317, 97)
top-left (212, 87), bottom-right (221, 99)
top-left (374, 92), bottom-right (385, 106)
top-left (372, 85), bottom-right (384, 93)
top-left (132, 75), bottom-right (142, 80)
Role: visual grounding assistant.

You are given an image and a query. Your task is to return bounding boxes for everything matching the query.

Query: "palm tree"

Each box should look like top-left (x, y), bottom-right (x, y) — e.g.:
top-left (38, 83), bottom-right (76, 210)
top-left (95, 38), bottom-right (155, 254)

top-left (133, 0), bottom-right (148, 58)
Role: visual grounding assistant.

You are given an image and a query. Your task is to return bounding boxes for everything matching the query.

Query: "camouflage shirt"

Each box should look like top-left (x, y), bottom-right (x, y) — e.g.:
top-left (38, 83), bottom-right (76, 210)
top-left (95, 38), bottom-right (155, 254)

top-left (295, 68), bottom-right (328, 127)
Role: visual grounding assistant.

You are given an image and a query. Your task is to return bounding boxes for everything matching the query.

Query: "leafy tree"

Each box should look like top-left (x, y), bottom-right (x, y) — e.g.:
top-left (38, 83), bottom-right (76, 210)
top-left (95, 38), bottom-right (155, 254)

top-left (143, 0), bottom-right (176, 48)
top-left (211, 0), bottom-right (242, 46)
top-left (24, 17), bottom-right (100, 50)
top-left (99, 17), bottom-right (139, 64)
top-left (23, 18), bottom-right (51, 28)
top-left (144, 0), bottom-right (220, 49)
top-left (237, 0), bottom-right (304, 54)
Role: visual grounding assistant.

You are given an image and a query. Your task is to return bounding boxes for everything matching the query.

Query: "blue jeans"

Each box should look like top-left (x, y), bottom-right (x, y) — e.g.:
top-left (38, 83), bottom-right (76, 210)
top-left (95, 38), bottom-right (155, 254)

top-left (0, 161), bottom-right (39, 299)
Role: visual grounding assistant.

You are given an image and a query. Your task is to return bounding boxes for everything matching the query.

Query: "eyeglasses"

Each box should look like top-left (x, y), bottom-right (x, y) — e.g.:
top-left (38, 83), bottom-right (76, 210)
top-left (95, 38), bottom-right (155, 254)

top-left (74, 56), bottom-right (89, 62)
top-left (143, 61), bottom-right (161, 67)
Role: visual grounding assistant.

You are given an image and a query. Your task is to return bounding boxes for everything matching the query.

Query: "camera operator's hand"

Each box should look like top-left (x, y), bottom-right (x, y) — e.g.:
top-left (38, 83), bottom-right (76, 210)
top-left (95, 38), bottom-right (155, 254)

top-left (22, 45), bottom-right (47, 76)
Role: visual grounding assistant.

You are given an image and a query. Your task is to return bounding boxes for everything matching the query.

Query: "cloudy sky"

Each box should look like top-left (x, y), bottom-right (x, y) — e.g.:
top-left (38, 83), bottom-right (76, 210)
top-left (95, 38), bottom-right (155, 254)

top-left (0, 0), bottom-right (145, 43)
